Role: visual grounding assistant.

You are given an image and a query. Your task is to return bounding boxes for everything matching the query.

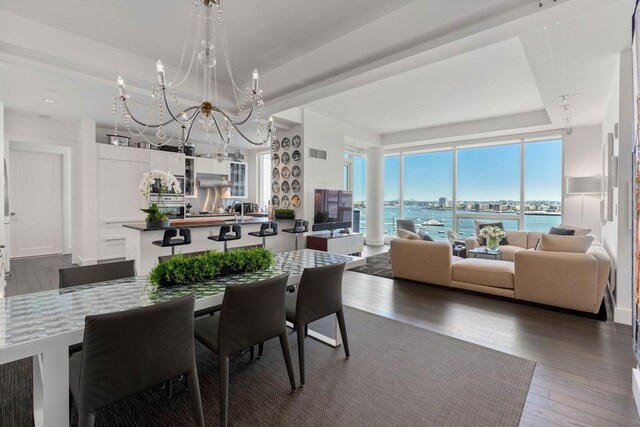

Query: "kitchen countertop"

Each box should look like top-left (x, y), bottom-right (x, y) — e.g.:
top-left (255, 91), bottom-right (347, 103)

top-left (123, 216), bottom-right (298, 231)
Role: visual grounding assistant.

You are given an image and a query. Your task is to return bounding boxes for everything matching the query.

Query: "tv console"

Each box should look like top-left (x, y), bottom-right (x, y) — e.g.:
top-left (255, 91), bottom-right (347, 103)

top-left (306, 232), bottom-right (364, 256)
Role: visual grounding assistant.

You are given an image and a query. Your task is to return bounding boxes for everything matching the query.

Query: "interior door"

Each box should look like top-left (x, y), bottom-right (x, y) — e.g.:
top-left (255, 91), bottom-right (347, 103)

top-left (9, 150), bottom-right (63, 258)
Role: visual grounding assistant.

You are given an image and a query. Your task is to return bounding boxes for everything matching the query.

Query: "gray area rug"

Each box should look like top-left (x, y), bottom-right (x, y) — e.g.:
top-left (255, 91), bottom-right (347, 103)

top-left (1, 306), bottom-right (534, 427)
top-left (349, 251), bottom-right (393, 279)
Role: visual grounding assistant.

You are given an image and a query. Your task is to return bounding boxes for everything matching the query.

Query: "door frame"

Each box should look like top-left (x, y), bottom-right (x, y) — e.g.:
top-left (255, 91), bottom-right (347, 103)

top-left (8, 140), bottom-right (73, 256)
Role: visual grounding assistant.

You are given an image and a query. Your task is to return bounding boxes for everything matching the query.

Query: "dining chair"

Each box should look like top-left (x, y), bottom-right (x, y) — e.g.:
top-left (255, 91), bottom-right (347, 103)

top-left (59, 260), bottom-right (137, 355)
top-left (285, 262), bottom-right (349, 385)
top-left (69, 295), bottom-right (204, 427)
top-left (59, 260), bottom-right (136, 288)
top-left (194, 273), bottom-right (296, 427)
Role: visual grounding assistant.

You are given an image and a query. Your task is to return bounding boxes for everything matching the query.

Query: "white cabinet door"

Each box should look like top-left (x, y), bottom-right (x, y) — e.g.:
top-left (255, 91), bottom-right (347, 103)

top-left (98, 159), bottom-right (149, 222)
top-left (167, 152), bottom-right (185, 176)
top-left (149, 150), bottom-right (167, 171)
top-left (213, 160), bottom-right (230, 175)
top-left (195, 157), bottom-right (215, 174)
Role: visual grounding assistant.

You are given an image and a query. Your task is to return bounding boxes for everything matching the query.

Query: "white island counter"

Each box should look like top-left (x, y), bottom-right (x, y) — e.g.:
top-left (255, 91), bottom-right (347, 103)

top-left (123, 217), bottom-right (301, 275)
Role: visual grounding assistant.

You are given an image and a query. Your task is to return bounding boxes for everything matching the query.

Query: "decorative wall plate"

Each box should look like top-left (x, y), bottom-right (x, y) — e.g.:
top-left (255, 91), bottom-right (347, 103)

top-left (271, 139), bottom-right (280, 151)
top-left (292, 150), bottom-right (301, 163)
top-left (281, 180), bottom-right (290, 193)
top-left (291, 165), bottom-right (301, 178)
top-left (292, 135), bottom-right (301, 148)
top-left (271, 195), bottom-right (280, 208)
top-left (291, 179), bottom-right (300, 193)
top-left (281, 152), bottom-right (290, 164)
top-left (272, 168), bottom-right (280, 180)
top-left (291, 195), bottom-right (301, 208)
top-left (281, 166), bottom-right (290, 179)
top-left (271, 181), bottom-right (280, 194)
top-left (281, 195), bottom-right (290, 208)
top-left (272, 153), bottom-right (280, 166)
top-left (281, 137), bottom-right (290, 150)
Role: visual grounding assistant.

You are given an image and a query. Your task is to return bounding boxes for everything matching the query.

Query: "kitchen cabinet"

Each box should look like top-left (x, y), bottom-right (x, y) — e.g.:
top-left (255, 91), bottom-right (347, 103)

top-left (230, 161), bottom-right (248, 198)
top-left (149, 150), bottom-right (184, 176)
top-left (184, 157), bottom-right (196, 198)
top-left (195, 157), bottom-right (229, 176)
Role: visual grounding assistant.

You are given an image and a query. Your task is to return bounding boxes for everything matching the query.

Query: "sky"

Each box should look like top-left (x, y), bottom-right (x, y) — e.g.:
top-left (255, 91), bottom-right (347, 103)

top-left (354, 139), bottom-right (563, 202)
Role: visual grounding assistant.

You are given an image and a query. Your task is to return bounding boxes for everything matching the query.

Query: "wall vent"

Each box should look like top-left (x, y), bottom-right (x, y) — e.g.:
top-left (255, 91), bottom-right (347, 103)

top-left (309, 148), bottom-right (327, 160)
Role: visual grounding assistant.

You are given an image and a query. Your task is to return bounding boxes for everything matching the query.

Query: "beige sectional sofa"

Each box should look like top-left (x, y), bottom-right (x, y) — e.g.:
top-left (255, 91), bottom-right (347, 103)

top-left (389, 232), bottom-right (611, 314)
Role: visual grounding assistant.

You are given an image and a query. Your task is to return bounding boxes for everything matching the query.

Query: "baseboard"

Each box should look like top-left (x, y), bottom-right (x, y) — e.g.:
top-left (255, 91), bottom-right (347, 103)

top-left (365, 238), bottom-right (385, 246)
top-left (614, 306), bottom-right (633, 325)
top-left (77, 256), bottom-right (98, 266)
top-left (633, 368), bottom-right (640, 418)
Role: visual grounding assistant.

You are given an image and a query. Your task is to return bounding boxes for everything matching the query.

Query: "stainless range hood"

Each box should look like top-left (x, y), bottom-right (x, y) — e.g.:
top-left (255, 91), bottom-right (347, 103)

top-left (197, 173), bottom-right (232, 188)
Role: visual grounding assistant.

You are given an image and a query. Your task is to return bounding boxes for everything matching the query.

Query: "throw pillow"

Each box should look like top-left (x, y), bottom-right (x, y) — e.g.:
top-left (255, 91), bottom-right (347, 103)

top-left (537, 234), bottom-right (594, 253)
top-left (397, 228), bottom-right (421, 240)
top-left (474, 220), bottom-right (509, 245)
top-left (558, 223), bottom-right (591, 236)
top-left (421, 233), bottom-right (435, 242)
top-left (549, 226), bottom-right (576, 236)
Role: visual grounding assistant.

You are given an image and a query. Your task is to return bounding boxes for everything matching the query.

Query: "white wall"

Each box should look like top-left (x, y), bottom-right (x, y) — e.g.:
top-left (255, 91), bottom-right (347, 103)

top-left (563, 125), bottom-right (604, 239)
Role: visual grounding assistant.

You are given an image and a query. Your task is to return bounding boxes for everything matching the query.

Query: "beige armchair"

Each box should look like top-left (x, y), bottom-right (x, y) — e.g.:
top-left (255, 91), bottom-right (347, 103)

top-left (390, 239), bottom-right (461, 287)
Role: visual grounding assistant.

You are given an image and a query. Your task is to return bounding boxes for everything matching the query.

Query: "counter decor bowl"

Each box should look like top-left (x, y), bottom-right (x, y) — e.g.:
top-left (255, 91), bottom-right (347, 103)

top-left (106, 134), bottom-right (130, 146)
top-left (146, 219), bottom-right (170, 229)
top-left (148, 247), bottom-right (275, 288)
top-left (274, 208), bottom-right (295, 219)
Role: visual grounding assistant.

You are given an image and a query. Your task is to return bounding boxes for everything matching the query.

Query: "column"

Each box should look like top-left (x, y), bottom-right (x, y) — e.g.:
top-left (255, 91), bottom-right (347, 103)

top-left (366, 146), bottom-right (384, 246)
top-left (73, 119), bottom-right (98, 265)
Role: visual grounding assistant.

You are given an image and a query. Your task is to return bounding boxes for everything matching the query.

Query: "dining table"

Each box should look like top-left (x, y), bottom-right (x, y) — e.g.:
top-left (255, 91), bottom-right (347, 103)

top-left (0, 249), bottom-right (365, 427)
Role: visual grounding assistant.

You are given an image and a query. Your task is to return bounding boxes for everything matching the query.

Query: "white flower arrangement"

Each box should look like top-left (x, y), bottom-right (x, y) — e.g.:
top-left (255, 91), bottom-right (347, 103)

top-left (478, 225), bottom-right (506, 241)
top-left (139, 170), bottom-right (182, 198)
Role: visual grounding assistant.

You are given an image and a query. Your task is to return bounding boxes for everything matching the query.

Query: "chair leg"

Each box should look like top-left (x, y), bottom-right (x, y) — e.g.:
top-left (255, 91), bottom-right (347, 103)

top-left (258, 342), bottom-right (264, 358)
top-left (249, 346), bottom-right (255, 362)
top-left (77, 411), bottom-right (96, 427)
top-left (186, 370), bottom-right (205, 427)
top-left (296, 324), bottom-right (306, 386)
top-left (279, 333), bottom-right (297, 391)
top-left (304, 324), bottom-right (309, 338)
top-left (219, 355), bottom-right (230, 427)
top-left (336, 309), bottom-right (350, 358)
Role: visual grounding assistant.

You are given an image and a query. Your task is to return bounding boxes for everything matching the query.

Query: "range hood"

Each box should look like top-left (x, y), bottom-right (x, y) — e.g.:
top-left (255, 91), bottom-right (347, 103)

top-left (197, 173), bottom-right (232, 188)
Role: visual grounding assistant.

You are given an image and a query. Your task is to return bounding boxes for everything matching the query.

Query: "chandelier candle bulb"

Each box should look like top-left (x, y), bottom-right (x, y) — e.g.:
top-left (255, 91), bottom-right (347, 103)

top-left (252, 69), bottom-right (259, 91)
top-left (156, 60), bottom-right (166, 86)
top-left (117, 76), bottom-right (126, 96)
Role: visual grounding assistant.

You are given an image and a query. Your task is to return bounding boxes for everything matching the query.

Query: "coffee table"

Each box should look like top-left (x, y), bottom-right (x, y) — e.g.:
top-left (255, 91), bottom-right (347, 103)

top-left (467, 247), bottom-right (502, 260)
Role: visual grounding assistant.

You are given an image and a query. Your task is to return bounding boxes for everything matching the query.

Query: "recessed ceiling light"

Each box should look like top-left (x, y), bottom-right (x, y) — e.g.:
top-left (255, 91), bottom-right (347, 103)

top-left (44, 99), bottom-right (55, 103)
top-left (38, 114), bottom-right (51, 120)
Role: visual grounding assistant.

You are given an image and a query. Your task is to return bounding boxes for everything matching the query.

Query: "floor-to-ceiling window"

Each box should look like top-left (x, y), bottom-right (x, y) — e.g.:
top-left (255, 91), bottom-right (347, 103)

top-left (353, 154), bottom-right (367, 234)
top-left (382, 136), bottom-right (563, 240)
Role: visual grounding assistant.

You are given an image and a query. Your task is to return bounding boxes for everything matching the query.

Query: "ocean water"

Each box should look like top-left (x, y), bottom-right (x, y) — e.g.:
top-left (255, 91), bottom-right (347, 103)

top-left (356, 207), bottom-right (561, 241)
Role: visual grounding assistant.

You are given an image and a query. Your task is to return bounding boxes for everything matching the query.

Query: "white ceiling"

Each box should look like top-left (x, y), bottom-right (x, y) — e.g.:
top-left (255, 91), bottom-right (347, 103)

top-left (302, 0), bottom-right (634, 141)
top-left (0, 0), bottom-right (408, 86)
top-left (305, 37), bottom-right (546, 135)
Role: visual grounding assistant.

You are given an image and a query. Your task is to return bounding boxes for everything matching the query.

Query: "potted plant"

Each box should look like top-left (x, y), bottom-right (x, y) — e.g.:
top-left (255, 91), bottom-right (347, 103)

top-left (274, 208), bottom-right (295, 219)
top-left (139, 170), bottom-right (182, 228)
top-left (479, 225), bottom-right (506, 250)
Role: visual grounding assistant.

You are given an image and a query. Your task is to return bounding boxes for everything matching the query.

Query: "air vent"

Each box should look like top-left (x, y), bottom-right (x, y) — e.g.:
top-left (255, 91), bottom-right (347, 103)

top-left (309, 148), bottom-right (327, 159)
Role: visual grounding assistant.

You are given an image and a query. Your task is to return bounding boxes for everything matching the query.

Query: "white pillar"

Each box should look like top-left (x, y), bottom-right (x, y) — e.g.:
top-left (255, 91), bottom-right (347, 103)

top-left (366, 146), bottom-right (384, 246)
top-left (73, 119), bottom-right (98, 265)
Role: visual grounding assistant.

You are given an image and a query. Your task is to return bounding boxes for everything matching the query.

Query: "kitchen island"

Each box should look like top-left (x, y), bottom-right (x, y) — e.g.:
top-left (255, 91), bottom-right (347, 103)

top-left (123, 217), bottom-right (300, 275)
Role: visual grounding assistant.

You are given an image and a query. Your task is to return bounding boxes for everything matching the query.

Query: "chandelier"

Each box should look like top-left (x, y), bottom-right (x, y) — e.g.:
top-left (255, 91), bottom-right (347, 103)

top-left (112, 0), bottom-right (275, 160)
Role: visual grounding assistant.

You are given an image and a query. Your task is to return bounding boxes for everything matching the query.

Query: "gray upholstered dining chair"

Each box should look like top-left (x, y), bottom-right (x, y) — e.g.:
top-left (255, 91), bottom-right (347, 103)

top-left (68, 295), bottom-right (204, 427)
top-left (285, 262), bottom-right (349, 385)
top-left (194, 273), bottom-right (296, 427)
top-left (59, 260), bottom-right (136, 289)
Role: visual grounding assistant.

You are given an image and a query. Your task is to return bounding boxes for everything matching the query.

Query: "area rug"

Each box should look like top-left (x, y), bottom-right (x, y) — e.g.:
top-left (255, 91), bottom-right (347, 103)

top-left (349, 251), bottom-right (393, 279)
top-left (1, 306), bottom-right (535, 427)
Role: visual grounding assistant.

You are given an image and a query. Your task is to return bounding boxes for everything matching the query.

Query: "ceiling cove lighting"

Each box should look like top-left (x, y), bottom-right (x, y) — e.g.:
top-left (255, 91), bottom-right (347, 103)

top-left (112, 0), bottom-right (275, 160)
top-left (43, 99), bottom-right (55, 103)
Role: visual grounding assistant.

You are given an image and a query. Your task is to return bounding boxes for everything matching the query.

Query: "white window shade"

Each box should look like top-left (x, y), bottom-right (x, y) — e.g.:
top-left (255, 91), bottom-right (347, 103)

top-left (566, 176), bottom-right (602, 194)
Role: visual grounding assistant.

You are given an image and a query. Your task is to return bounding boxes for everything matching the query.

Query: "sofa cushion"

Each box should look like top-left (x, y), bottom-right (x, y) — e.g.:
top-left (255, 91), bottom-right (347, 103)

top-left (397, 228), bottom-right (421, 240)
top-left (537, 234), bottom-right (594, 253)
top-left (505, 230), bottom-right (527, 248)
top-left (526, 232), bottom-right (544, 249)
top-left (558, 223), bottom-right (591, 236)
top-left (549, 226), bottom-right (575, 236)
top-left (452, 259), bottom-right (515, 289)
top-left (498, 245), bottom-right (525, 262)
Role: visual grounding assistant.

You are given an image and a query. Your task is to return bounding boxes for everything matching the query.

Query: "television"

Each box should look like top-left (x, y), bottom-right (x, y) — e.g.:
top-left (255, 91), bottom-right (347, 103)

top-left (313, 189), bottom-right (353, 231)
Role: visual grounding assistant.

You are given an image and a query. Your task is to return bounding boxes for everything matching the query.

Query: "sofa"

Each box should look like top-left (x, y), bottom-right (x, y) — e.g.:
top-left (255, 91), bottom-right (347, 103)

top-left (389, 232), bottom-right (611, 314)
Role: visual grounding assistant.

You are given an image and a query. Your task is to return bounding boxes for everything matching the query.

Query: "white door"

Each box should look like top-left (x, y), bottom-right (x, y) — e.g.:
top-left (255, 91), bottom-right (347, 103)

top-left (9, 150), bottom-right (63, 258)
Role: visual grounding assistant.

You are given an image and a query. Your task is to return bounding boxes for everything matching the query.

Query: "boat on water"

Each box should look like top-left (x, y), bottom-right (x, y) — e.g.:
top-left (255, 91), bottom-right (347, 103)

top-left (422, 219), bottom-right (445, 227)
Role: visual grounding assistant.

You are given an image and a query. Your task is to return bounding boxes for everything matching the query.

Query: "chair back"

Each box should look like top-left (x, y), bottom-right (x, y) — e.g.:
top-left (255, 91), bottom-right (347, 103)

top-left (158, 250), bottom-right (209, 263)
top-left (259, 222), bottom-right (278, 236)
top-left (179, 228), bottom-right (192, 244)
top-left (295, 262), bottom-right (346, 324)
top-left (76, 295), bottom-right (196, 411)
top-left (218, 225), bottom-right (231, 239)
top-left (161, 229), bottom-right (178, 246)
top-left (218, 273), bottom-right (289, 355)
top-left (59, 260), bottom-right (136, 288)
top-left (397, 219), bottom-right (417, 234)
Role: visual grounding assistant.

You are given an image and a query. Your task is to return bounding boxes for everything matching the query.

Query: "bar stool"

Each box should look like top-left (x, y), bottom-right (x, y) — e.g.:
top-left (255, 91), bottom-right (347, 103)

top-left (282, 220), bottom-right (309, 250)
top-left (248, 222), bottom-right (278, 248)
top-left (208, 225), bottom-right (242, 252)
top-left (152, 228), bottom-right (192, 256)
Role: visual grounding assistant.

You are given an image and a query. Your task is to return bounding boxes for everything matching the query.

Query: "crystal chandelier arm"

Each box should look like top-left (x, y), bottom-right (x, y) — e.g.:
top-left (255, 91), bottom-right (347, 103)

top-left (210, 114), bottom-right (227, 141)
top-left (227, 120), bottom-right (272, 146)
top-left (123, 97), bottom-right (199, 128)
top-left (209, 95), bottom-right (255, 127)
top-left (160, 88), bottom-right (200, 125)
top-left (185, 109), bottom-right (203, 143)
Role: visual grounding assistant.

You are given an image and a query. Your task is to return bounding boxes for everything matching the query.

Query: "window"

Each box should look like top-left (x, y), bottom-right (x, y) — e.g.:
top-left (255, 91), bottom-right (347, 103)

top-left (258, 152), bottom-right (271, 210)
top-left (402, 151), bottom-right (453, 241)
top-left (384, 156), bottom-right (401, 235)
top-left (353, 154), bottom-right (367, 234)
top-left (524, 139), bottom-right (562, 231)
top-left (343, 164), bottom-right (350, 190)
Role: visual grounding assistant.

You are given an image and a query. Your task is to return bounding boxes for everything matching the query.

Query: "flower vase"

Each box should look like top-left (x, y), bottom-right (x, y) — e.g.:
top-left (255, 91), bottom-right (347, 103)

top-left (486, 238), bottom-right (500, 250)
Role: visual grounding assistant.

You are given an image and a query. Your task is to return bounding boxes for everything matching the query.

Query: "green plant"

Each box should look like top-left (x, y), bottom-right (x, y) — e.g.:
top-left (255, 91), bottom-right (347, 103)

top-left (141, 203), bottom-right (168, 222)
top-left (148, 247), bottom-right (275, 287)
top-left (275, 208), bottom-right (295, 218)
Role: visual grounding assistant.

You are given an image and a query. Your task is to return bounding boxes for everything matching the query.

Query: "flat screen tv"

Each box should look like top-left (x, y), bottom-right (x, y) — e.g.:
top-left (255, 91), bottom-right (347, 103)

top-left (313, 189), bottom-right (353, 231)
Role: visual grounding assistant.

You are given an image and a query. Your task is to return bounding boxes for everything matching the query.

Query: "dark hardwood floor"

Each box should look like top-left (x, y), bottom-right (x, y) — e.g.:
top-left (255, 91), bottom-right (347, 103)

top-left (5, 252), bottom-right (639, 426)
